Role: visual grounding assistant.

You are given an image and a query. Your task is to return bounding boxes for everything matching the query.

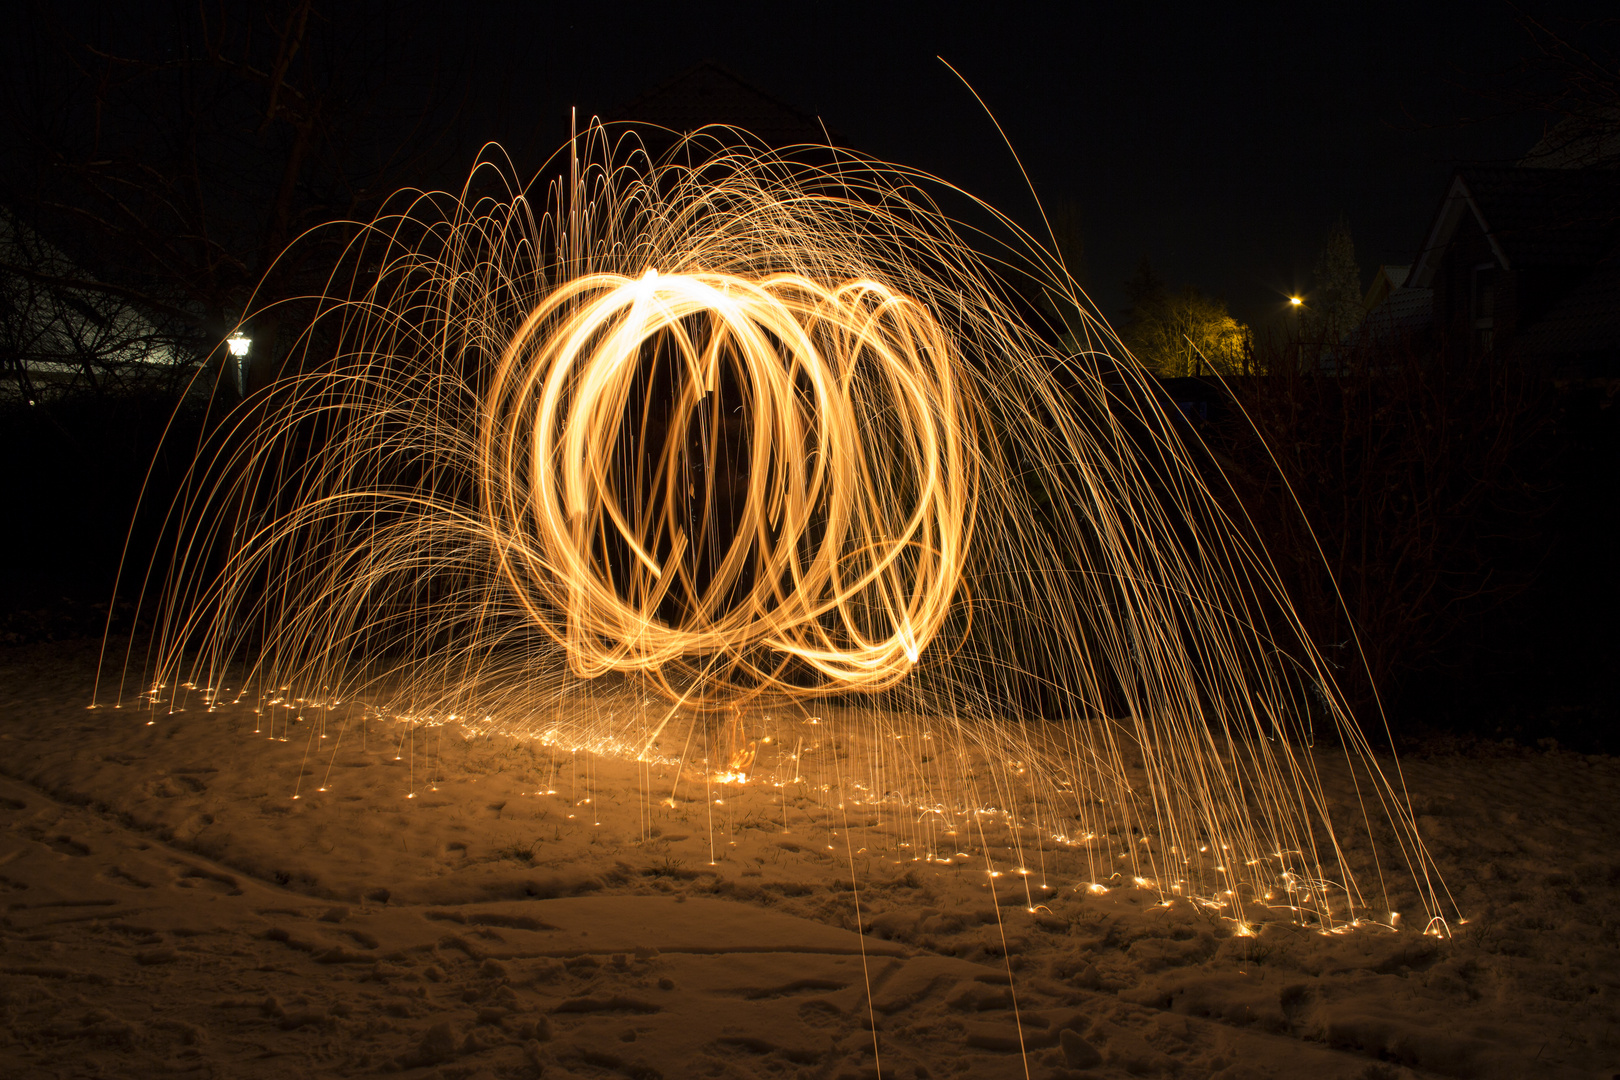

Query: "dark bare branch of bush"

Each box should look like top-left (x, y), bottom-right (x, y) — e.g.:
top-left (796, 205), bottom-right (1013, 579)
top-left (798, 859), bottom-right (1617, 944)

top-left (1198, 333), bottom-right (1557, 726)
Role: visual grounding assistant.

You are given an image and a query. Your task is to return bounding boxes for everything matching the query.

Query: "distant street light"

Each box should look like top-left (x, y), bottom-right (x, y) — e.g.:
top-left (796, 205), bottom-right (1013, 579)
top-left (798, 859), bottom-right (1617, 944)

top-left (1289, 296), bottom-right (1303, 307)
top-left (227, 333), bottom-right (252, 357)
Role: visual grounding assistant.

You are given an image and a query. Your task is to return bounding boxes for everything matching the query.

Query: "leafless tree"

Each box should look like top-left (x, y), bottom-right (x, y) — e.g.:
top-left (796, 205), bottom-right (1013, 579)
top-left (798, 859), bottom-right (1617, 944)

top-left (1, 1), bottom-right (461, 397)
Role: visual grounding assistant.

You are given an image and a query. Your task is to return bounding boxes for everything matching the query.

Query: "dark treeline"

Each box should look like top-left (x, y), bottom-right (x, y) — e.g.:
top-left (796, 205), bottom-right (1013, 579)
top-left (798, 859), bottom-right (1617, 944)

top-left (0, 390), bottom-right (215, 643)
top-left (1165, 336), bottom-right (1617, 753)
top-left (0, 1), bottom-right (468, 635)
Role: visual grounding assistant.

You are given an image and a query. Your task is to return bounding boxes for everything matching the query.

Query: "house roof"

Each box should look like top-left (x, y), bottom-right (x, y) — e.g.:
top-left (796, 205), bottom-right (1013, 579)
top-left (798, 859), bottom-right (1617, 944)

top-left (1365, 286), bottom-right (1432, 335)
top-left (607, 61), bottom-right (839, 151)
top-left (1, 206), bottom-right (186, 381)
top-left (1520, 106), bottom-right (1620, 170)
top-left (1408, 167), bottom-right (1620, 288)
top-left (1512, 236), bottom-right (1620, 358)
top-left (1363, 264), bottom-right (1410, 310)
top-left (1349, 283), bottom-right (1433, 350)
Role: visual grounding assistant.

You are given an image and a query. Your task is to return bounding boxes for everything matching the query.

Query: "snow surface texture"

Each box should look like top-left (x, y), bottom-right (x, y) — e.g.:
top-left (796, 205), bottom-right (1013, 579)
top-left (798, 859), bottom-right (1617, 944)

top-left (1, 640), bottom-right (1616, 1080)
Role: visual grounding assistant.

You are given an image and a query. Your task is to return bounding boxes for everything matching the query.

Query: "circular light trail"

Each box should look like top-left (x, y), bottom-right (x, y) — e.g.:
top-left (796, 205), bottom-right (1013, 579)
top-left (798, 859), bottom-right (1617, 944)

top-left (483, 269), bottom-right (973, 705)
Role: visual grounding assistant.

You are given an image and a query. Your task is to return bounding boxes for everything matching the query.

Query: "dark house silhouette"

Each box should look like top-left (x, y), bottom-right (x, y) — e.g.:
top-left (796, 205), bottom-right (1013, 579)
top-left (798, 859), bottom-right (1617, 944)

top-left (1406, 167), bottom-right (1620, 371)
top-left (1365, 160), bottom-right (1620, 375)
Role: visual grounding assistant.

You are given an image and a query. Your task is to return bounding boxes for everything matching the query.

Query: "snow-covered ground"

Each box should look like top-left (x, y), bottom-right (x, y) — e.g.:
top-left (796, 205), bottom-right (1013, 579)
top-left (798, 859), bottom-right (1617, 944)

top-left (1, 639), bottom-right (1616, 1080)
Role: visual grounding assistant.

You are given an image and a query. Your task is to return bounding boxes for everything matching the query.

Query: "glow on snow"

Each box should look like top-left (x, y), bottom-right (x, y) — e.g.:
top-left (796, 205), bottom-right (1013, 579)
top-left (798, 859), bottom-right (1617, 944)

top-left (105, 123), bottom-right (1457, 938)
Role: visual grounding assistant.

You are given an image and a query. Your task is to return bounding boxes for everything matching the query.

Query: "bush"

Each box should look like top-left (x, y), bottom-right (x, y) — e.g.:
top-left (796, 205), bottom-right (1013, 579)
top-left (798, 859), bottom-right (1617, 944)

top-left (1191, 334), bottom-right (1562, 738)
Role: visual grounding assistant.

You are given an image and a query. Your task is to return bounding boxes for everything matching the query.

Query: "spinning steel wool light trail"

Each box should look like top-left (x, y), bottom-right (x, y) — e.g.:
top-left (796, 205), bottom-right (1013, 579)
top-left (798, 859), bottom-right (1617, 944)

top-left (108, 124), bottom-right (1455, 934)
top-left (483, 268), bottom-right (971, 705)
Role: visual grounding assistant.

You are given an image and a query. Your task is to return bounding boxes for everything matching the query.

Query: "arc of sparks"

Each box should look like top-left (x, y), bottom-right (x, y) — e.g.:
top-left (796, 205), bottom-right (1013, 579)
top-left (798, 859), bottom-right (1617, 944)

top-left (112, 125), bottom-right (1458, 935)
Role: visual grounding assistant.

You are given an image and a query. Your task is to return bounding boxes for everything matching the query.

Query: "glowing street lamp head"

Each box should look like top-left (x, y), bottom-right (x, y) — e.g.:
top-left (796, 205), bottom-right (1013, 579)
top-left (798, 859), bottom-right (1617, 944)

top-left (1288, 296), bottom-right (1303, 307)
top-left (227, 333), bottom-right (252, 358)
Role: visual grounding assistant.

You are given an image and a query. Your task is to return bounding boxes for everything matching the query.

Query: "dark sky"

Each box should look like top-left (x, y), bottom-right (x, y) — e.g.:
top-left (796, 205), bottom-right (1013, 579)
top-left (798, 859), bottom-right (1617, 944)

top-left (435, 1), bottom-right (1605, 329)
top-left (14, 1), bottom-right (1611, 330)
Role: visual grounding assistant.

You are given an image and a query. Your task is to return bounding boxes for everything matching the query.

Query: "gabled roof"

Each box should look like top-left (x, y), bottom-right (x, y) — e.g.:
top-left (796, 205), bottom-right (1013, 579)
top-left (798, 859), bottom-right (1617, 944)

top-left (607, 61), bottom-right (839, 150)
top-left (1363, 264), bottom-right (1410, 311)
top-left (1409, 167), bottom-right (1620, 288)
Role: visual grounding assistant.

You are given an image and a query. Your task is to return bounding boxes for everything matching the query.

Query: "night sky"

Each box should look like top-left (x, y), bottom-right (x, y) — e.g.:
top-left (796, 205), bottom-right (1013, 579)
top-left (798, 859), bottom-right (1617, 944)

top-left (13, 1), bottom-right (1611, 330)
top-left (423, 1), bottom-right (1608, 329)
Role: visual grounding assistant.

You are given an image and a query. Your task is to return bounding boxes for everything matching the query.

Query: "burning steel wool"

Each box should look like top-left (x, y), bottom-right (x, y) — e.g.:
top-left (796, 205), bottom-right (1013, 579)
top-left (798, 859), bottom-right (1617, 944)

top-left (107, 124), bottom-right (1456, 936)
top-left (481, 268), bottom-right (971, 705)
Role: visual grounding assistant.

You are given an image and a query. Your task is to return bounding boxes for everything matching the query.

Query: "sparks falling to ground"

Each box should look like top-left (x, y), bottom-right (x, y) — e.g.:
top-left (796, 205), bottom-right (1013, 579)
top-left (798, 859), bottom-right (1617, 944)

top-left (105, 123), bottom-right (1456, 937)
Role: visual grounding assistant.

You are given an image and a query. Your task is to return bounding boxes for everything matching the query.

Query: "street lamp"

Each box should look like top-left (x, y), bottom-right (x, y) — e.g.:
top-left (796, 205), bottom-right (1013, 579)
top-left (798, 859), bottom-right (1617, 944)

top-left (1286, 297), bottom-right (1306, 371)
top-left (226, 332), bottom-right (252, 395)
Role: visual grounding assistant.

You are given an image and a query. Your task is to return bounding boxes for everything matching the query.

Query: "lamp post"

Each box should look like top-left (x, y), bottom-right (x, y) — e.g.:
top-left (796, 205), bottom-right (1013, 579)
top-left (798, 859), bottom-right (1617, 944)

top-left (226, 332), bottom-right (251, 395)
top-left (1288, 297), bottom-right (1303, 371)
